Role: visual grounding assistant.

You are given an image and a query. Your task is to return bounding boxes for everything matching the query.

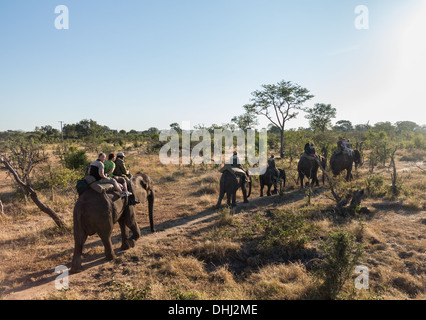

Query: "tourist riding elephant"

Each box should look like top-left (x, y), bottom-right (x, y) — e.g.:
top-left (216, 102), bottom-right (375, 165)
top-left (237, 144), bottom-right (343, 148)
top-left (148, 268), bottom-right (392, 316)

top-left (260, 168), bottom-right (286, 197)
top-left (330, 150), bottom-right (361, 181)
top-left (215, 169), bottom-right (252, 208)
top-left (297, 155), bottom-right (327, 189)
top-left (71, 173), bottom-right (155, 273)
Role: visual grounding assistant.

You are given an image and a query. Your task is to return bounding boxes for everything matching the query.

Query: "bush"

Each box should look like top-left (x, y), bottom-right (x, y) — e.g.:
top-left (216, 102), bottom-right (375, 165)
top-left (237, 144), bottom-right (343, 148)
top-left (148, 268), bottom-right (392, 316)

top-left (36, 167), bottom-right (80, 190)
top-left (315, 231), bottom-right (364, 299)
top-left (256, 209), bottom-right (317, 257)
top-left (365, 175), bottom-right (387, 198)
top-left (64, 147), bottom-right (88, 172)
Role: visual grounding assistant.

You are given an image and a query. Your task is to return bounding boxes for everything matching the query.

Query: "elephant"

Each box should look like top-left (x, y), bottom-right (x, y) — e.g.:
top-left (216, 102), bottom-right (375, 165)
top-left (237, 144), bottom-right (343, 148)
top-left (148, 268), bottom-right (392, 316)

top-left (330, 150), bottom-right (361, 181)
top-left (215, 169), bottom-right (252, 208)
top-left (297, 155), bottom-right (327, 189)
top-left (260, 168), bottom-right (286, 197)
top-left (71, 173), bottom-right (155, 273)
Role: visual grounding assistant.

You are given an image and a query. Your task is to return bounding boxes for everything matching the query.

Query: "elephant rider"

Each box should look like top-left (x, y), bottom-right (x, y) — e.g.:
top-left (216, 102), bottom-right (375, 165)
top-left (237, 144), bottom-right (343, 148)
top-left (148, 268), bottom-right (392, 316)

top-left (220, 151), bottom-right (248, 181)
top-left (89, 153), bottom-right (131, 198)
top-left (346, 139), bottom-right (354, 156)
top-left (113, 152), bottom-right (131, 179)
top-left (337, 137), bottom-right (346, 154)
top-left (267, 154), bottom-right (280, 189)
top-left (113, 152), bottom-right (140, 205)
top-left (104, 153), bottom-right (117, 178)
top-left (105, 153), bottom-right (132, 197)
top-left (337, 138), bottom-right (353, 157)
top-left (304, 143), bottom-right (317, 158)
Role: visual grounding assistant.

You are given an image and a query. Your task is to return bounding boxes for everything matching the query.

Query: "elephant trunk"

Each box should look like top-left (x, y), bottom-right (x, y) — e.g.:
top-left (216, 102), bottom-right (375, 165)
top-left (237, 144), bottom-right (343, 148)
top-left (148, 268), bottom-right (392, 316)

top-left (148, 189), bottom-right (155, 233)
top-left (247, 177), bottom-right (252, 198)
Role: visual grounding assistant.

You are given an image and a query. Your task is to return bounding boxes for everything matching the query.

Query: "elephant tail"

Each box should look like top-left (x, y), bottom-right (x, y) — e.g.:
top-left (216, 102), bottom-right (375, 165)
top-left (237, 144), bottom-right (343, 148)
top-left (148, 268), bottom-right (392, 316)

top-left (148, 189), bottom-right (155, 233)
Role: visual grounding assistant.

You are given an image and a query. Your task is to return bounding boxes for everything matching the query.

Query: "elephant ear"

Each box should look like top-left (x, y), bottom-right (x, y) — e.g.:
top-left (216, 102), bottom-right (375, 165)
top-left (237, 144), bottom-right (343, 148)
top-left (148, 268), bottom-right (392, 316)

top-left (132, 175), bottom-right (150, 203)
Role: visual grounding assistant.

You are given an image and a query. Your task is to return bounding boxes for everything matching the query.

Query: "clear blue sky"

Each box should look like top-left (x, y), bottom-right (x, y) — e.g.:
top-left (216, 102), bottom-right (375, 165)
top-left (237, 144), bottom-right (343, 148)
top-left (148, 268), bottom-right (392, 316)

top-left (0, 0), bottom-right (424, 132)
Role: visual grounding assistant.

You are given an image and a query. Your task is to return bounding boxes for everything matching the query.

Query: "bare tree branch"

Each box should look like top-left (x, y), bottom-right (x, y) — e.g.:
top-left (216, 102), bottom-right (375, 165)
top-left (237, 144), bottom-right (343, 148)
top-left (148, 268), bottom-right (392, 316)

top-left (0, 155), bottom-right (66, 228)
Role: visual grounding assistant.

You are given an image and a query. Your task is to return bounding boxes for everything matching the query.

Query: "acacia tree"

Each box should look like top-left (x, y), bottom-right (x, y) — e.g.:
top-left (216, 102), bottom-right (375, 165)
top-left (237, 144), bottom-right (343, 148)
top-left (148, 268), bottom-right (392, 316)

top-left (231, 104), bottom-right (259, 131)
top-left (251, 80), bottom-right (314, 157)
top-left (305, 103), bottom-right (337, 159)
top-left (305, 103), bottom-right (336, 134)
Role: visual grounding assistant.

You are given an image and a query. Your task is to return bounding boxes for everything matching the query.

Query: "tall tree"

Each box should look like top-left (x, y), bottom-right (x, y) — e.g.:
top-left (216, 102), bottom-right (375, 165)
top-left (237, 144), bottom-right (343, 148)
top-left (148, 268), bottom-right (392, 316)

top-left (334, 120), bottom-right (354, 132)
top-left (305, 103), bottom-right (336, 133)
top-left (231, 104), bottom-right (259, 130)
top-left (251, 80), bottom-right (314, 157)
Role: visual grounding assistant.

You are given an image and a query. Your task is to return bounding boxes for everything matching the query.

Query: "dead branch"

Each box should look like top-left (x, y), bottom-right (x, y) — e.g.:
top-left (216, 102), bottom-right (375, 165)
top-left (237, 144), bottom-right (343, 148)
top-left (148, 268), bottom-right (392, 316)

top-left (315, 157), bottom-right (368, 215)
top-left (0, 155), bottom-right (66, 228)
top-left (371, 200), bottom-right (404, 208)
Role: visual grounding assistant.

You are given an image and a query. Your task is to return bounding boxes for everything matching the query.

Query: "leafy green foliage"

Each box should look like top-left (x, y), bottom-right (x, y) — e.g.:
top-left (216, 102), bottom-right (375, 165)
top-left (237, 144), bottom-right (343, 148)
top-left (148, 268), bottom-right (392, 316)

top-left (315, 231), bottom-right (364, 299)
top-left (63, 147), bottom-right (88, 172)
top-left (305, 103), bottom-right (336, 133)
top-left (255, 209), bottom-right (317, 256)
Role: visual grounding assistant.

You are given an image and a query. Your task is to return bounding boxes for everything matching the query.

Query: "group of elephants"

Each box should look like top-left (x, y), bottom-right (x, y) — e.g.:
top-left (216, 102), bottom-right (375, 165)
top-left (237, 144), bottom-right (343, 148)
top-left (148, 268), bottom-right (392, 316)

top-left (70, 150), bottom-right (361, 273)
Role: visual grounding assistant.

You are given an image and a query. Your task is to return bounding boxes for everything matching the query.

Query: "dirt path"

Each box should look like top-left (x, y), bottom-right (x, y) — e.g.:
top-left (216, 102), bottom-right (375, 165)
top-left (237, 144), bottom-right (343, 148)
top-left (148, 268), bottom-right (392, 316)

top-left (2, 194), bottom-right (285, 300)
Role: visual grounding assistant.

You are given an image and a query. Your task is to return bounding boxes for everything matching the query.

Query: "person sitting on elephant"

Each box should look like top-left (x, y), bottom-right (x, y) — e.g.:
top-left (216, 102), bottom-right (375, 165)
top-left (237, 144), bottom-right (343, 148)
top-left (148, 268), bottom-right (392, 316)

top-left (268, 154), bottom-right (280, 188)
top-left (345, 139), bottom-right (354, 156)
top-left (230, 151), bottom-right (242, 169)
top-left (105, 153), bottom-right (132, 197)
top-left (310, 143), bottom-right (316, 155)
top-left (304, 143), bottom-right (316, 157)
top-left (104, 153), bottom-right (116, 178)
top-left (220, 151), bottom-right (248, 181)
top-left (113, 152), bottom-right (140, 205)
top-left (113, 152), bottom-right (132, 179)
top-left (89, 153), bottom-right (131, 198)
top-left (337, 137), bottom-right (346, 154)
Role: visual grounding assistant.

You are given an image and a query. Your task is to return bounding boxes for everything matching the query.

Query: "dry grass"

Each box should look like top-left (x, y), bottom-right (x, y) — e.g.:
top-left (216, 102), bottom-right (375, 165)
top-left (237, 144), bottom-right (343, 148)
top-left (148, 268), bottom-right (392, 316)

top-left (0, 150), bottom-right (425, 300)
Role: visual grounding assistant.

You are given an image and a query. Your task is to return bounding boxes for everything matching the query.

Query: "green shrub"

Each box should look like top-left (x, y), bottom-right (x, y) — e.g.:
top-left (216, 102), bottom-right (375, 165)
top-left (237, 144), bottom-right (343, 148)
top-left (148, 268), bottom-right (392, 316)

top-left (256, 209), bottom-right (317, 256)
top-left (36, 166), bottom-right (80, 190)
top-left (64, 147), bottom-right (88, 172)
top-left (315, 231), bottom-right (364, 299)
top-left (365, 175), bottom-right (387, 198)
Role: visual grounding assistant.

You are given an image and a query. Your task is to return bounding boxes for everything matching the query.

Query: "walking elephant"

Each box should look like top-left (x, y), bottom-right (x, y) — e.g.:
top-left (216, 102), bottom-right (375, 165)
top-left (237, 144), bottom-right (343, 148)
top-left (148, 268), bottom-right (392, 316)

top-left (71, 173), bottom-right (155, 273)
top-left (215, 170), bottom-right (252, 208)
top-left (330, 150), bottom-right (361, 181)
top-left (297, 155), bottom-right (327, 189)
top-left (260, 168), bottom-right (286, 197)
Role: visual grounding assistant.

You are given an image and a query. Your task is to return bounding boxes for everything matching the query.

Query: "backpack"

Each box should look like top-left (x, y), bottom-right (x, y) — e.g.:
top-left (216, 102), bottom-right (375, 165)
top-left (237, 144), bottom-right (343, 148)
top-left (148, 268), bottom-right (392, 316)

top-left (76, 179), bottom-right (90, 196)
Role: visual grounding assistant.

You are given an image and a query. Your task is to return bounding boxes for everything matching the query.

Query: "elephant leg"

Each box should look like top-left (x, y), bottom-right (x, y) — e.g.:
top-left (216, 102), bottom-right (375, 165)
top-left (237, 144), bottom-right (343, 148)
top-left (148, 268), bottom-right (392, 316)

top-left (267, 184), bottom-right (272, 197)
top-left (226, 192), bottom-right (232, 207)
top-left (299, 173), bottom-right (304, 189)
top-left (315, 174), bottom-right (320, 187)
top-left (346, 169), bottom-right (352, 182)
top-left (260, 181), bottom-right (264, 197)
top-left (126, 207), bottom-right (141, 241)
top-left (242, 183), bottom-right (249, 203)
top-left (216, 190), bottom-right (225, 209)
top-left (98, 230), bottom-right (115, 261)
top-left (272, 177), bottom-right (278, 194)
top-left (119, 218), bottom-right (134, 250)
top-left (231, 191), bottom-right (237, 207)
top-left (70, 232), bottom-right (87, 273)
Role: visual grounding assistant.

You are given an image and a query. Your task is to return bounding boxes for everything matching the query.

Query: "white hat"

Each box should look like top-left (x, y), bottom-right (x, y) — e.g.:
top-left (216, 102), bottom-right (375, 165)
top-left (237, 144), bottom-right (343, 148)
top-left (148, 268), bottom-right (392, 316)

top-left (117, 152), bottom-right (125, 157)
